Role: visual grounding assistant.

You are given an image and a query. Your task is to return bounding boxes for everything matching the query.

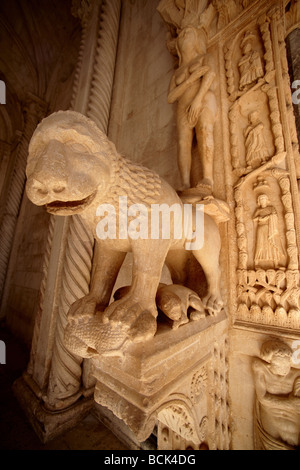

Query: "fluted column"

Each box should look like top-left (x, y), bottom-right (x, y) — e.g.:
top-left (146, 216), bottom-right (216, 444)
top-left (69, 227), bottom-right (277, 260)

top-left (86, 0), bottom-right (121, 133)
top-left (0, 95), bottom-right (47, 303)
top-left (0, 141), bottom-right (12, 199)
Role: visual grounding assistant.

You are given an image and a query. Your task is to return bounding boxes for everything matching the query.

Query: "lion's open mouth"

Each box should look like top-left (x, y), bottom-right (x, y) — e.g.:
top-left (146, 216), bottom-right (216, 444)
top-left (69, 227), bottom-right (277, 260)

top-left (46, 191), bottom-right (96, 214)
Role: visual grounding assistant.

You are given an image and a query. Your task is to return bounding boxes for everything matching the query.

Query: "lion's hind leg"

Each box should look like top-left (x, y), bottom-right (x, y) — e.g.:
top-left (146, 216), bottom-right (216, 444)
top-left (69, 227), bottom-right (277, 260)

top-left (192, 214), bottom-right (223, 316)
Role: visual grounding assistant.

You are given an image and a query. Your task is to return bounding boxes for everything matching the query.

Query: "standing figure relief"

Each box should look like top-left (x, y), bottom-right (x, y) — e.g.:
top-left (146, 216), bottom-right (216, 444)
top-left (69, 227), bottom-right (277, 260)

top-left (158, 2), bottom-right (217, 194)
top-left (253, 193), bottom-right (286, 270)
top-left (168, 22), bottom-right (217, 193)
top-left (244, 111), bottom-right (269, 169)
top-left (238, 30), bottom-right (264, 91)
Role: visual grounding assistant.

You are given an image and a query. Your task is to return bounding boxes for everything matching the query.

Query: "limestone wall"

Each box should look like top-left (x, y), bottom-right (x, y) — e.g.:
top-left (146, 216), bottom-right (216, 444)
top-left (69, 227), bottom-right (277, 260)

top-left (109, 0), bottom-right (180, 188)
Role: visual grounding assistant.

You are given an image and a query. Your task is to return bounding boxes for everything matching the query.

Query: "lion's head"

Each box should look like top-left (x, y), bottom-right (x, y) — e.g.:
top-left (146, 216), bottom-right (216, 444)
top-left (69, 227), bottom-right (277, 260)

top-left (26, 111), bottom-right (118, 215)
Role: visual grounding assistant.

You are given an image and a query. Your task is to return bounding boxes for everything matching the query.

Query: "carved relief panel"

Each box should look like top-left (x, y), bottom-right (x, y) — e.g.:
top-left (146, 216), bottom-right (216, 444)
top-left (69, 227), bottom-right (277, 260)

top-left (156, 337), bottom-right (230, 450)
top-left (223, 6), bottom-right (300, 331)
top-left (252, 338), bottom-right (300, 449)
top-left (225, 26), bottom-right (266, 104)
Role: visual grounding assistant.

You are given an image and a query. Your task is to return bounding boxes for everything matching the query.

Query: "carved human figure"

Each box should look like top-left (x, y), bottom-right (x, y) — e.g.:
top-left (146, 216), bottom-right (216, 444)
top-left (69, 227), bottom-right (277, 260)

top-left (253, 340), bottom-right (300, 449)
top-left (253, 194), bottom-right (285, 269)
top-left (238, 31), bottom-right (264, 90)
top-left (244, 111), bottom-right (269, 168)
top-left (167, 5), bottom-right (217, 193)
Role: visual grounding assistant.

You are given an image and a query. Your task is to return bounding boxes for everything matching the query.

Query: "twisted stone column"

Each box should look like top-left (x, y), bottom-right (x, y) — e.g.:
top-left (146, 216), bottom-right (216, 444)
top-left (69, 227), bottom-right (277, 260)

top-left (44, 216), bottom-right (94, 409)
top-left (43, 0), bottom-right (121, 408)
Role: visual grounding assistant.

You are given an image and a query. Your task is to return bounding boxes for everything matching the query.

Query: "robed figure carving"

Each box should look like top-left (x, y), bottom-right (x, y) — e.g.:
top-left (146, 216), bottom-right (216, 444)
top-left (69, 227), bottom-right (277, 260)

top-left (244, 112), bottom-right (269, 169)
top-left (253, 194), bottom-right (285, 269)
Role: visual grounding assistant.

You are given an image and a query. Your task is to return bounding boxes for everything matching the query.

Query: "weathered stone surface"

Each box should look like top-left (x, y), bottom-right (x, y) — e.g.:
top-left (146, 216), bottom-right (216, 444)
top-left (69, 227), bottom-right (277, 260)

top-left (2, 0), bottom-right (300, 450)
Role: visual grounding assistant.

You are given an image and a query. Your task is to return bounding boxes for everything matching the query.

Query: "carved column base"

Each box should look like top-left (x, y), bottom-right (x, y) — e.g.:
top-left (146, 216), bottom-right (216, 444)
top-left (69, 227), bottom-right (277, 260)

top-left (12, 374), bottom-right (94, 443)
top-left (92, 313), bottom-right (231, 450)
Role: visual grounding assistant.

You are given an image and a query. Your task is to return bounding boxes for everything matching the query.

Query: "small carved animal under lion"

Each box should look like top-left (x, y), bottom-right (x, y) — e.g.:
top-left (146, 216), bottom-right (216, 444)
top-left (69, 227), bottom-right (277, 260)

top-left (26, 111), bottom-right (223, 357)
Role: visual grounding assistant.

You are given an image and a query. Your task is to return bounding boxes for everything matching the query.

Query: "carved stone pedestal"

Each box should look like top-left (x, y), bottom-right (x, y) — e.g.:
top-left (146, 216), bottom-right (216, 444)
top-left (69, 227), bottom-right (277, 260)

top-left (13, 373), bottom-right (94, 443)
top-left (92, 313), bottom-right (230, 450)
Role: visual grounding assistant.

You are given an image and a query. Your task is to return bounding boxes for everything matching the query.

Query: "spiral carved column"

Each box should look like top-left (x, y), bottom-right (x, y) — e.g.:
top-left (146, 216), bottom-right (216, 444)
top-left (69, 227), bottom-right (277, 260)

top-left (43, 0), bottom-right (121, 408)
top-left (45, 216), bottom-right (94, 408)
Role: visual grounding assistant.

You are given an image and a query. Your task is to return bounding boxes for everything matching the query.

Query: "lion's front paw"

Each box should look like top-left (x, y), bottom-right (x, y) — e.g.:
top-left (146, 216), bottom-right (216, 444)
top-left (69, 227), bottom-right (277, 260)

top-left (102, 296), bottom-right (158, 342)
top-left (202, 293), bottom-right (223, 316)
top-left (67, 295), bottom-right (97, 325)
top-left (128, 311), bottom-right (157, 343)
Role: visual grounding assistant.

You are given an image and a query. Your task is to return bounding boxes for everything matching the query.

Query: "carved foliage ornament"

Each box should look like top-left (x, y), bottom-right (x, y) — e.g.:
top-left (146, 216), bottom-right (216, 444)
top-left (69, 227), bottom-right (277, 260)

top-left (157, 401), bottom-right (207, 446)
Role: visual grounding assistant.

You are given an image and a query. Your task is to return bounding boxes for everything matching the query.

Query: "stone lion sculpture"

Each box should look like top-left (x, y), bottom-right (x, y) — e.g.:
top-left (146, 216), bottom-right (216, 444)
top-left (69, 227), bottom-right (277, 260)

top-left (26, 110), bottom-right (223, 357)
